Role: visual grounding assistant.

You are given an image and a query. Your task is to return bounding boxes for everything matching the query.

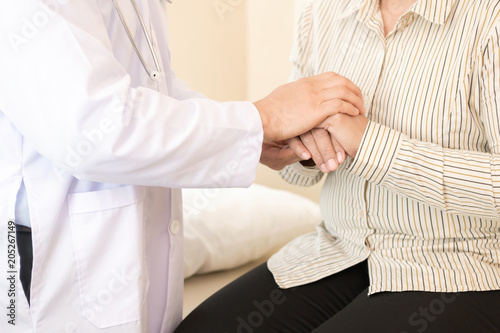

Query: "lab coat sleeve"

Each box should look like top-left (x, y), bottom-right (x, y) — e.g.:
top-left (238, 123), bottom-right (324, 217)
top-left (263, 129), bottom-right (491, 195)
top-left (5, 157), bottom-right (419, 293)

top-left (0, 1), bottom-right (263, 188)
top-left (170, 74), bottom-right (207, 100)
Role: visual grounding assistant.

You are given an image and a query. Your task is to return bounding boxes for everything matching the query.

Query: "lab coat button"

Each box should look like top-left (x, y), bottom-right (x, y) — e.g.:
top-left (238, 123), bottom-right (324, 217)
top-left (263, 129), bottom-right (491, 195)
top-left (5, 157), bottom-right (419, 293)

top-left (150, 71), bottom-right (161, 81)
top-left (170, 219), bottom-right (180, 235)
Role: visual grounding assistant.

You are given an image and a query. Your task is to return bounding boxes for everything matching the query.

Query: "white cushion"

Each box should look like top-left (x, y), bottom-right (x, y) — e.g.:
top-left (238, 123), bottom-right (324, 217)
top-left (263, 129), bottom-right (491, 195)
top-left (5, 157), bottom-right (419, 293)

top-left (183, 184), bottom-right (322, 278)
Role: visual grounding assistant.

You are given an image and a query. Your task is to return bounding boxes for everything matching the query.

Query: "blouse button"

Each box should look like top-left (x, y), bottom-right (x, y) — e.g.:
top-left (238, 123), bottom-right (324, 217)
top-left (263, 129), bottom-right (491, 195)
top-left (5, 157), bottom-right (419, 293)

top-left (170, 219), bottom-right (180, 235)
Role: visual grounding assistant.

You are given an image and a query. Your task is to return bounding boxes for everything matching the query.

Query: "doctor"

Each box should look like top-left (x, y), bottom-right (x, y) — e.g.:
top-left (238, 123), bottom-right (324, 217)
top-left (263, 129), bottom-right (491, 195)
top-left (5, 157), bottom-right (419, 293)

top-left (0, 0), bottom-right (365, 332)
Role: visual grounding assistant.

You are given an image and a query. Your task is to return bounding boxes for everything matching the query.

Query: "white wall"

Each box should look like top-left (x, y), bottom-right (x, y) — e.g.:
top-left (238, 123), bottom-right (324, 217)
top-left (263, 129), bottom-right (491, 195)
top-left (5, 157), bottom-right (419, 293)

top-left (166, 0), bottom-right (324, 202)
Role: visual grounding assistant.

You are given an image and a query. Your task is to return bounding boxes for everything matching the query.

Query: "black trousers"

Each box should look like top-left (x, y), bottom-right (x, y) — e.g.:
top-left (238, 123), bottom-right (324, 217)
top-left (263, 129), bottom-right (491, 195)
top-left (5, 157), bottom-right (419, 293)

top-left (175, 261), bottom-right (500, 333)
top-left (16, 225), bottom-right (33, 304)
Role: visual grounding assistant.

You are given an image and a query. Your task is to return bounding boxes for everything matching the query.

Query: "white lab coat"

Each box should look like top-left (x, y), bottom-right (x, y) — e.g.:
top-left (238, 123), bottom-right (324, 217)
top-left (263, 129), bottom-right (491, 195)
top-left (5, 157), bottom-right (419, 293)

top-left (0, 0), bottom-right (263, 332)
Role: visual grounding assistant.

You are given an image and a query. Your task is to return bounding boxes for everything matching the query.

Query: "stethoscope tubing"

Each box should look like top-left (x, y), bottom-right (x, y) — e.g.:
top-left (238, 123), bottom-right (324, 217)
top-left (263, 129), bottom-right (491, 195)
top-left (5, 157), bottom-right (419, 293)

top-left (112, 0), bottom-right (162, 80)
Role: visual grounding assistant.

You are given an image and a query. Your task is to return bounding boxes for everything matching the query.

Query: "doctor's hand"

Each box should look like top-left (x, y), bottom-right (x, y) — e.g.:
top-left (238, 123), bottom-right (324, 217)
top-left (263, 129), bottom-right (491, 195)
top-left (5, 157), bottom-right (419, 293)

top-left (253, 72), bottom-right (366, 142)
top-left (259, 140), bottom-right (306, 170)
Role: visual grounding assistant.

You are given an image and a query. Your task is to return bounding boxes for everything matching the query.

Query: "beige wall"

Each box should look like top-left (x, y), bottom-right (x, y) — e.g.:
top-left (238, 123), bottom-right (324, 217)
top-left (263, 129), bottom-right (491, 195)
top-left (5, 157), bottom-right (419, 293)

top-left (246, 0), bottom-right (295, 101)
top-left (166, 0), bottom-right (324, 202)
top-left (166, 0), bottom-right (248, 101)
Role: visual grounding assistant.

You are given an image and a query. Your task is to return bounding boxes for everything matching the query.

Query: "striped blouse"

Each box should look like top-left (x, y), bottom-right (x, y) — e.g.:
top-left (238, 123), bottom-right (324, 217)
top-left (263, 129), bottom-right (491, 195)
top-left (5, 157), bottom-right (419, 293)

top-left (268, 0), bottom-right (500, 295)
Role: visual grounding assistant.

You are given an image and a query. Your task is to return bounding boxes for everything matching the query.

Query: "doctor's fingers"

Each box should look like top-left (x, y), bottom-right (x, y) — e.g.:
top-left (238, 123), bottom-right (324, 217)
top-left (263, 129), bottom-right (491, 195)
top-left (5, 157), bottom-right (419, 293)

top-left (313, 72), bottom-right (363, 98)
top-left (264, 146), bottom-right (303, 171)
top-left (318, 97), bottom-right (362, 118)
top-left (317, 88), bottom-right (366, 116)
top-left (312, 73), bottom-right (365, 109)
top-left (301, 129), bottom-right (339, 173)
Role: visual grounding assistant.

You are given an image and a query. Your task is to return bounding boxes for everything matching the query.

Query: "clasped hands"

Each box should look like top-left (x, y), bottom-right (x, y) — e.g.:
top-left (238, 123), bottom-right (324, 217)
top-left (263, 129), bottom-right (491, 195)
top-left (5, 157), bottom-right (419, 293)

top-left (289, 112), bottom-right (369, 173)
top-left (255, 72), bottom-right (369, 171)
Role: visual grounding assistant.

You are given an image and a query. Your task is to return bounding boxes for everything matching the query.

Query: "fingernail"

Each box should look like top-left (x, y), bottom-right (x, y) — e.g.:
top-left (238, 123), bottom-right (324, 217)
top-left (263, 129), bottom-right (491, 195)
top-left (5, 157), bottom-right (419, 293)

top-left (320, 164), bottom-right (329, 173)
top-left (327, 159), bottom-right (338, 171)
top-left (337, 152), bottom-right (344, 164)
top-left (301, 152), bottom-right (311, 160)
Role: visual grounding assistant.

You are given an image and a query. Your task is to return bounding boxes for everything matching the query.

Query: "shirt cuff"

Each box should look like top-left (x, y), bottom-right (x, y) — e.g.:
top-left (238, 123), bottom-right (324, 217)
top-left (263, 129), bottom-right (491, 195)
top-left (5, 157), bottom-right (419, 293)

top-left (279, 162), bottom-right (323, 187)
top-left (347, 121), bottom-right (402, 185)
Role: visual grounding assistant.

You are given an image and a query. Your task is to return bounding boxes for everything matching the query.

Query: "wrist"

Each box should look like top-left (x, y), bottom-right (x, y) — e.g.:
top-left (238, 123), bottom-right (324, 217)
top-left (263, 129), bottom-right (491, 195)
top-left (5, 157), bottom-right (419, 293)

top-left (253, 99), bottom-right (275, 142)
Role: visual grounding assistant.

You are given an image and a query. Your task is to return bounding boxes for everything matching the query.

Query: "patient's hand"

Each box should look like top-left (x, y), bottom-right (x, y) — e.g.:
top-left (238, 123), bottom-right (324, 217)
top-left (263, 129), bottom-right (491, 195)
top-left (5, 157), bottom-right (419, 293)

top-left (288, 129), bottom-right (345, 173)
top-left (288, 114), bottom-right (369, 172)
top-left (319, 113), bottom-right (369, 159)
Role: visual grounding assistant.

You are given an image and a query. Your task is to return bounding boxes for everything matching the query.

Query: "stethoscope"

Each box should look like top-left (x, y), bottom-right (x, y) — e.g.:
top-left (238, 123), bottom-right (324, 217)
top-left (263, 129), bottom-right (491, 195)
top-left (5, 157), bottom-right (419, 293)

top-left (111, 0), bottom-right (172, 80)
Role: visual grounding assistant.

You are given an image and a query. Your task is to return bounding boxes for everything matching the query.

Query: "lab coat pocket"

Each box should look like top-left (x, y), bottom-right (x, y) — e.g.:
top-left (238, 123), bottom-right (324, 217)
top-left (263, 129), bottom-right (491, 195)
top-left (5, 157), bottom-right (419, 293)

top-left (68, 185), bottom-right (147, 329)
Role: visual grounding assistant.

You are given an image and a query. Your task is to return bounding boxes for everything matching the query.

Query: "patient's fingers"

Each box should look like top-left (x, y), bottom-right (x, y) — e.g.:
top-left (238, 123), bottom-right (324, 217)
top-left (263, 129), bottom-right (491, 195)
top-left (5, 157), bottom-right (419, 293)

top-left (311, 129), bottom-right (339, 172)
top-left (290, 129), bottom-right (347, 173)
top-left (331, 134), bottom-right (346, 165)
top-left (299, 132), bottom-right (323, 171)
top-left (298, 129), bottom-right (339, 173)
top-left (288, 137), bottom-right (312, 161)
